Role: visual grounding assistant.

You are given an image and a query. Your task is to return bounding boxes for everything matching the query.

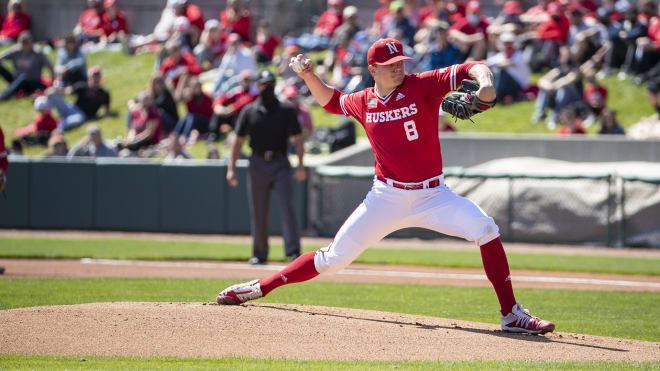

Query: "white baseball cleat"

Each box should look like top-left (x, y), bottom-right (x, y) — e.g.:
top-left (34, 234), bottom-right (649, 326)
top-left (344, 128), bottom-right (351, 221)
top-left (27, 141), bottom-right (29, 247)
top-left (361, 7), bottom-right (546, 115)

top-left (216, 279), bottom-right (263, 305)
top-left (501, 302), bottom-right (555, 334)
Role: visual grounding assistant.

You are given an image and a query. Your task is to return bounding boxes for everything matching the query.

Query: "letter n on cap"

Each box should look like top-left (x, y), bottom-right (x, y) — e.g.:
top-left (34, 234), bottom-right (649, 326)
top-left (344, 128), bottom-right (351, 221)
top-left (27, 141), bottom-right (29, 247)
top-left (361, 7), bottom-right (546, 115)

top-left (386, 42), bottom-right (398, 54)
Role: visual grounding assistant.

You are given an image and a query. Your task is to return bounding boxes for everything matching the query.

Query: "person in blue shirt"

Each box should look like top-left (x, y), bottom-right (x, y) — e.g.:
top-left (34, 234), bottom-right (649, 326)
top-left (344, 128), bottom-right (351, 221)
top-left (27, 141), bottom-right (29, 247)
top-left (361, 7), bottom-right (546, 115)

top-left (427, 23), bottom-right (463, 70)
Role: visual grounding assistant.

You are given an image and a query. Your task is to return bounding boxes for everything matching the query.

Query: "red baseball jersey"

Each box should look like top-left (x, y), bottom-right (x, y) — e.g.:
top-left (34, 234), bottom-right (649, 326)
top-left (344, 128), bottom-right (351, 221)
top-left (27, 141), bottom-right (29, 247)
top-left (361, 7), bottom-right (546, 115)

top-left (324, 62), bottom-right (479, 183)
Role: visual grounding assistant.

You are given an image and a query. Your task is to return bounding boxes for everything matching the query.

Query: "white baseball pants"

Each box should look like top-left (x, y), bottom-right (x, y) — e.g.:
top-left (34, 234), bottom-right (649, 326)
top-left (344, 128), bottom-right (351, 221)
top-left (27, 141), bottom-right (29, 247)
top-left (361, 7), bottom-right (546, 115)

top-left (314, 177), bottom-right (500, 274)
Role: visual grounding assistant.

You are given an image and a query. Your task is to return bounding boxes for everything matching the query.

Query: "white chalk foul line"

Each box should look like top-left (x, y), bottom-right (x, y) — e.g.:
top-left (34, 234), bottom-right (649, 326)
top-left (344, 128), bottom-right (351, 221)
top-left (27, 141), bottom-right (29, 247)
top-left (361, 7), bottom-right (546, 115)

top-left (79, 258), bottom-right (660, 289)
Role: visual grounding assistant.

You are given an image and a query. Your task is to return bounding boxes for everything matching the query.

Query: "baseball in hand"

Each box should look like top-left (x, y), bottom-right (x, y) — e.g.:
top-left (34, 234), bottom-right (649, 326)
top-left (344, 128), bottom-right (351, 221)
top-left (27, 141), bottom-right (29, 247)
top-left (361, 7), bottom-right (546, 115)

top-left (289, 54), bottom-right (311, 74)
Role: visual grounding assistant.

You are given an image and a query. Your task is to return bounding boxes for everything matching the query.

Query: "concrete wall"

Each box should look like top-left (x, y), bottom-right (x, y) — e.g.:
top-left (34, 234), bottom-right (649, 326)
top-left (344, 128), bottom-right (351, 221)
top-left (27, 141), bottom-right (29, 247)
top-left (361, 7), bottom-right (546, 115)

top-left (326, 134), bottom-right (660, 168)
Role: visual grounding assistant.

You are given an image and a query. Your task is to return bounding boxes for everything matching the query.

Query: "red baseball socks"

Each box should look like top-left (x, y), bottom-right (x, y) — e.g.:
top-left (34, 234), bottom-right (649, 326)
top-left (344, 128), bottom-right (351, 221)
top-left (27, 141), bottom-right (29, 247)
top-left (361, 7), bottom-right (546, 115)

top-left (480, 237), bottom-right (517, 316)
top-left (259, 251), bottom-right (319, 296)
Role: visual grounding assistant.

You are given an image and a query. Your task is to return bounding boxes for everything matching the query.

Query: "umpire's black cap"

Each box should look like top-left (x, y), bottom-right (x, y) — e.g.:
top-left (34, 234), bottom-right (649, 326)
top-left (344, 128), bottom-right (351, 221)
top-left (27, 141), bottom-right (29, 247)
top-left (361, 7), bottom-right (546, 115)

top-left (257, 70), bottom-right (276, 84)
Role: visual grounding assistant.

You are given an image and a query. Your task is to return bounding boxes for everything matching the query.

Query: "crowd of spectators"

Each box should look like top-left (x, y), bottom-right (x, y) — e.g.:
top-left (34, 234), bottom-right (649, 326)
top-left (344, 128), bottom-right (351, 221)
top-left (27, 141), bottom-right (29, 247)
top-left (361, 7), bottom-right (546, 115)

top-left (2, 0), bottom-right (660, 160)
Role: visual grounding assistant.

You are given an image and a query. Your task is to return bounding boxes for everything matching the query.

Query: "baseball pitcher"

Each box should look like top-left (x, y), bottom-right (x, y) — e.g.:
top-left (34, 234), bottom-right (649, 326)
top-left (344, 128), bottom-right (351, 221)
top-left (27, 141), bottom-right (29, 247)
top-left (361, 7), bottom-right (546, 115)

top-left (216, 38), bottom-right (554, 335)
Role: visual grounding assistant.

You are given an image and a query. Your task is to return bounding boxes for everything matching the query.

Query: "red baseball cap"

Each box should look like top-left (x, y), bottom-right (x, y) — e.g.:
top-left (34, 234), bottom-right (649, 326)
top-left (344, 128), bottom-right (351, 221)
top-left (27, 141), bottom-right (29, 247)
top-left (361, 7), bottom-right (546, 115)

top-left (503, 0), bottom-right (522, 14)
top-left (367, 38), bottom-right (411, 66)
top-left (466, 0), bottom-right (481, 13)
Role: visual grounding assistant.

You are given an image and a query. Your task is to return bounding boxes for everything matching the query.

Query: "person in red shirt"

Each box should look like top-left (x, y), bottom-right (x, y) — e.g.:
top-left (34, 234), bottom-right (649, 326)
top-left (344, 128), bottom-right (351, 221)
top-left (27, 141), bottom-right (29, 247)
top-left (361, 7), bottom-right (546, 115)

top-left (173, 78), bottom-right (213, 142)
top-left (74, 0), bottom-right (105, 43)
top-left (173, 0), bottom-right (204, 45)
top-left (220, 0), bottom-right (252, 43)
top-left (14, 96), bottom-right (57, 146)
top-left (121, 90), bottom-right (161, 153)
top-left (555, 105), bottom-right (586, 135)
top-left (448, 0), bottom-right (489, 60)
top-left (315, 0), bottom-right (344, 37)
top-left (159, 39), bottom-right (201, 95)
top-left (372, 0), bottom-right (393, 35)
top-left (209, 70), bottom-right (257, 138)
top-left (0, 0), bottom-right (30, 45)
top-left (101, 0), bottom-right (128, 43)
top-left (194, 19), bottom-right (228, 70)
top-left (254, 21), bottom-right (280, 64)
top-left (216, 38), bottom-right (556, 337)
top-left (536, 2), bottom-right (570, 44)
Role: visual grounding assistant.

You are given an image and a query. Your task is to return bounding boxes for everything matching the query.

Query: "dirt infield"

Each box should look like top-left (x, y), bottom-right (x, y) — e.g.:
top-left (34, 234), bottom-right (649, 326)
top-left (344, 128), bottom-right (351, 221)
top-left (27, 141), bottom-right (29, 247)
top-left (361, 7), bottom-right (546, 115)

top-left (1, 302), bottom-right (659, 362)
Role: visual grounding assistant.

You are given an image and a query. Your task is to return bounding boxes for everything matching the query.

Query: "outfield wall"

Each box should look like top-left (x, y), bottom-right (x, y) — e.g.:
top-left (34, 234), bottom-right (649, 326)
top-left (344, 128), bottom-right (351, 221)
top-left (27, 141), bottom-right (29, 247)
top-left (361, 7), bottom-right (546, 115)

top-left (0, 156), bottom-right (306, 235)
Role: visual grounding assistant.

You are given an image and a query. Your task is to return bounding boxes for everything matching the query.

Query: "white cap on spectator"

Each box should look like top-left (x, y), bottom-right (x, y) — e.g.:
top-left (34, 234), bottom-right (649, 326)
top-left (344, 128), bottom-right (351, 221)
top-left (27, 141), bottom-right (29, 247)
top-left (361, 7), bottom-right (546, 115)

top-left (205, 19), bottom-right (220, 30)
top-left (615, 0), bottom-right (631, 12)
top-left (169, 0), bottom-right (187, 7)
top-left (34, 96), bottom-right (50, 111)
top-left (500, 32), bottom-right (516, 43)
top-left (174, 16), bottom-right (190, 31)
top-left (343, 5), bottom-right (358, 18)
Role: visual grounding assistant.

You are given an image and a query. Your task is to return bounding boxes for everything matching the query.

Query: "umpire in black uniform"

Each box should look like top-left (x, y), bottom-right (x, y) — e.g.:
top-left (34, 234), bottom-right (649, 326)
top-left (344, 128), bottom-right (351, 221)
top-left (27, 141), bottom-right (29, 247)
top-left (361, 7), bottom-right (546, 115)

top-left (226, 70), bottom-right (307, 265)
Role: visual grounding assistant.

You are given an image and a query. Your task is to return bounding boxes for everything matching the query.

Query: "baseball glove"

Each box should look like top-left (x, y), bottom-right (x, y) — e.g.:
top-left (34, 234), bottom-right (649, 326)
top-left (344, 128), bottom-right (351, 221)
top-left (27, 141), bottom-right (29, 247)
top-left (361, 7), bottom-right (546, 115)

top-left (441, 79), bottom-right (496, 122)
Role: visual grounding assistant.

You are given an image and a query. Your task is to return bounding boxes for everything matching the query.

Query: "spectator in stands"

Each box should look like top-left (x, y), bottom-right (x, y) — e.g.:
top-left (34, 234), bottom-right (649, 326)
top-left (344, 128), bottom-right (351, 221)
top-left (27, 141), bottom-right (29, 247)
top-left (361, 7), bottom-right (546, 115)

top-left (582, 71), bottom-right (608, 127)
top-left (425, 21), bottom-right (463, 70)
top-left (0, 32), bottom-right (53, 101)
top-left (323, 6), bottom-right (362, 85)
top-left (14, 96), bottom-right (57, 146)
top-left (172, 0), bottom-right (204, 46)
top-left (282, 85), bottom-right (314, 142)
top-left (209, 70), bottom-right (257, 140)
top-left (121, 90), bottom-right (161, 153)
top-left (173, 78), bottom-right (213, 142)
top-left (448, 0), bottom-right (489, 61)
top-left (384, 1), bottom-right (416, 47)
top-left (486, 32), bottom-right (530, 103)
top-left (254, 21), bottom-right (280, 64)
top-left (296, 0), bottom-right (344, 51)
top-left (101, 0), bottom-right (128, 44)
top-left (419, 0), bottom-right (447, 25)
top-left (67, 123), bottom-right (117, 158)
top-left (212, 33), bottom-right (257, 94)
top-left (632, 2), bottom-right (660, 79)
top-left (0, 0), bottom-right (30, 45)
top-left (74, 0), bottom-right (105, 44)
top-left (55, 35), bottom-right (87, 87)
top-left (194, 19), bottom-right (227, 71)
top-left (487, 0), bottom-right (524, 39)
top-left (220, 0), bottom-right (252, 43)
top-left (206, 144), bottom-right (220, 159)
top-left (605, 0), bottom-right (647, 79)
top-left (149, 74), bottom-right (179, 135)
top-left (598, 108), bottom-right (626, 134)
top-left (373, 0), bottom-right (394, 36)
top-left (44, 81), bottom-right (87, 131)
top-left (277, 44), bottom-right (303, 81)
top-left (556, 105), bottom-right (586, 135)
top-left (159, 38), bottom-right (201, 98)
top-left (165, 134), bottom-right (191, 159)
top-left (532, 2), bottom-right (570, 69)
top-left (531, 47), bottom-right (582, 128)
top-left (46, 133), bottom-right (68, 157)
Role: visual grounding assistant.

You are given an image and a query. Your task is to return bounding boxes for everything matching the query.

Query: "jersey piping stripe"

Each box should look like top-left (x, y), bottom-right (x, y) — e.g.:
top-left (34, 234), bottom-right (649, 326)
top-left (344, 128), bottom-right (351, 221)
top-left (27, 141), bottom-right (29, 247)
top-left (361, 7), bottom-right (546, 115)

top-left (339, 94), bottom-right (349, 116)
top-left (374, 88), bottom-right (396, 104)
top-left (450, 65), bottom-right (457, 91)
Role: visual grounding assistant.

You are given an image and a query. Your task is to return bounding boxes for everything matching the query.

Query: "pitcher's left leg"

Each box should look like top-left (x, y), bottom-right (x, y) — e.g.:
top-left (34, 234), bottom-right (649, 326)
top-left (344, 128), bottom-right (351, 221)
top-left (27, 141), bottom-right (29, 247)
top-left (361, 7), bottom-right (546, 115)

top-left (417, 187), bottom-right (554, 334)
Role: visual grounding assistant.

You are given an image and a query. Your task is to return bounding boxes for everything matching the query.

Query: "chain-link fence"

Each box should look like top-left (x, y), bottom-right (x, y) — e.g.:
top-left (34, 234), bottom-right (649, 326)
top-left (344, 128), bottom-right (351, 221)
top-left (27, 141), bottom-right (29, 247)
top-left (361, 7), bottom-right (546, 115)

top-left (312, 166), bottom-right (659, 247)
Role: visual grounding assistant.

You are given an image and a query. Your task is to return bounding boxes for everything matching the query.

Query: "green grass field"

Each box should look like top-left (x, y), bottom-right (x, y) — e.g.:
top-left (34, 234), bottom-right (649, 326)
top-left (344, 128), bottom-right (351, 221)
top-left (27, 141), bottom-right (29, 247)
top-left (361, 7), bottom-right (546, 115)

top-left (1, 50), bottom-right (655, 158)
top-left (1, 237), bottom-right (658, 276)
top-left (1, 355), bottom-right (658, 371)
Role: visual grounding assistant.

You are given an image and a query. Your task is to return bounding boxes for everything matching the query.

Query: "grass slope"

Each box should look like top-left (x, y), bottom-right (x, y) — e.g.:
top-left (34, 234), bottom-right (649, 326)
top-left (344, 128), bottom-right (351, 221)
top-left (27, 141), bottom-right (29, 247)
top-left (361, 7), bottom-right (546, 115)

top-left (1, 278), bottom-right (658, 341)
top-left (1, 237), bottom-right (659, 276)
top-left (1, 355), bottom-right (657, 371)
top-left (1, 51), bottom-right (655, 159)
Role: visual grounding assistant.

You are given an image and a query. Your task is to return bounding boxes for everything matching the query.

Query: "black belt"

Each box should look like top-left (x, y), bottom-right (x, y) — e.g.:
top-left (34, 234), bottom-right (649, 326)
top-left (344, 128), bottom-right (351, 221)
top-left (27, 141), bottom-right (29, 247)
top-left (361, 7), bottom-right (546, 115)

top-left (253, 151), bottom-right (285, 161)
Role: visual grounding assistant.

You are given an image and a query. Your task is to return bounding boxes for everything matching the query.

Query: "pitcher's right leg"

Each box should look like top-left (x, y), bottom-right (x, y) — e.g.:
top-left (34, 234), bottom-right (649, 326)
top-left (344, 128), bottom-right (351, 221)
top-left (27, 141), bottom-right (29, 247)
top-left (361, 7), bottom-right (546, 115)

top-left (217, 181), bottom-right (406, 305)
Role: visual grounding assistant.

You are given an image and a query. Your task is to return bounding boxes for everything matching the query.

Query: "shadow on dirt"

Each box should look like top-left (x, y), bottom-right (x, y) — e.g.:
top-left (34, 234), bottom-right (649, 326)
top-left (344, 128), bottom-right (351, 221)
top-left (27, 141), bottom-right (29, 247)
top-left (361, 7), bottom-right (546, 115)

top-left (255, 304), bottom-right (627, 353)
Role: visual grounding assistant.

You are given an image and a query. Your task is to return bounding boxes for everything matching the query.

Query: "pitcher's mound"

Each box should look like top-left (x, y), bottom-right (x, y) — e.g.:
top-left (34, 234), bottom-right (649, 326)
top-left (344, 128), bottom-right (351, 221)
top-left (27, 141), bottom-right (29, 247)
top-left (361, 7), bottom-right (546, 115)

top-left (1, 302), bottom-right (658, 362)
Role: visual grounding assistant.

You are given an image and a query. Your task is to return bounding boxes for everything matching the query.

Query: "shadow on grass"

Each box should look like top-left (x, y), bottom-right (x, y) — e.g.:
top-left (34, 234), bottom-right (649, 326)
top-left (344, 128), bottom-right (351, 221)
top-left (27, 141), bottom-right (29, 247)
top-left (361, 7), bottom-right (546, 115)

top-left (254, 304), bottom-right (627, 353)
